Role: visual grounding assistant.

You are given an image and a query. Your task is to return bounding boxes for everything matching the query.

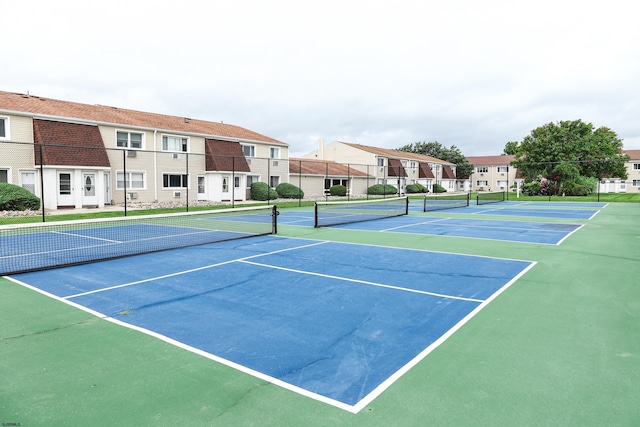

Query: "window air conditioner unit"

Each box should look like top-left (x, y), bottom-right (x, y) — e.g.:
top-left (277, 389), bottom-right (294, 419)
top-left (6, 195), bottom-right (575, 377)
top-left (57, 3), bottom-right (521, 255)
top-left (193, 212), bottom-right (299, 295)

top-left (127, 192), bottom-right (138, 200)
top-left (172, 153), bottom-right (181, 160)
top-left (173, 191), bottom-right (181, 197)
top-left (272, 160), bottom-right (279, 166)
top-left (127, 150), bottom-right (137, 157)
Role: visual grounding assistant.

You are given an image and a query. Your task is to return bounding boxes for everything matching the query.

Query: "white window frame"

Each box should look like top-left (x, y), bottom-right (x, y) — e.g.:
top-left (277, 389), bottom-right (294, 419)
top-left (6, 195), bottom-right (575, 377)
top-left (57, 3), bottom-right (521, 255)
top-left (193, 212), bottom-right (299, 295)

top-left (162, 134), bottom-right (189, 153)
top-left (378, 158), bottom-right (385, 167)
top-left (633, 163), bottom-right (640, 170)
top-left (476, 180), bottom-right (489, 187)
top-left (497, 180), bottom-right (508, 188)
top-left (269, 175), bottom-right (280, 187)
top-left (116, 130), bottom-right (144, 149)
top-left (242, 144), bottom-right (256, 157)
top-left (269, 147), bottom-right (280, 159)
top-left (0, 167), bottom-right (9, 183)
top-left (162, 173), bottom-right (189, 189)
top-left (246, 175), bottom-right (260, 188)
top-left (20, 170), bottom-right (36, 194)
top-left (477, 166), bottom-right (489, 173)
top-left (0, 116), bottom-right (9, 140)
top-left (633, 180), bottom-right (640, 187)
top-left (116, 171), bottom-right (146, 190)
top-left (497, 166), bottom-right (509, 173)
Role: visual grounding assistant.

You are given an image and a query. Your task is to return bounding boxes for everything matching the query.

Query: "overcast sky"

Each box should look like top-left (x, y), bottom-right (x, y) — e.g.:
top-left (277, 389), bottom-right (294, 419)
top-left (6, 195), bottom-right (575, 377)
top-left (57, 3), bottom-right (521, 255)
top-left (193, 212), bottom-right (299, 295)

top-left (4, 0), bottom-right (639, 157)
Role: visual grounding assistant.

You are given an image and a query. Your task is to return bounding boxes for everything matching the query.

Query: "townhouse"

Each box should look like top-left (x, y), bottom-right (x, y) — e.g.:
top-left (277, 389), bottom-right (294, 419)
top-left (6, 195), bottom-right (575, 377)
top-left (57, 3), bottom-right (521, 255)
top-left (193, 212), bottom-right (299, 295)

top-left (465, 155), bottom-right (522, 192)
top-left (304, 141), bottom-right (459, 194)
top-left (0, 91), bottom-right (288, 210)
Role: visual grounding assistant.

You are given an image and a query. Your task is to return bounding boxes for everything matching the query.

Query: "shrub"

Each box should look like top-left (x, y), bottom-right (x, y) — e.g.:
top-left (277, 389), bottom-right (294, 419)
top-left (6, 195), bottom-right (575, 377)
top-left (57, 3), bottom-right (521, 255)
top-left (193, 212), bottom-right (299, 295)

top-left (406, 183), bottom-right (427, 194)
top-left (329, 185), bottom-right (347, 196)
top-left (0, 183), bottom-right (41, 211)
top-left (250, 182), bottom-right (278, 201)
top-left (276, 182), bottom-right (304, 199)
top-left (367, 184), bottom-right (398, 195)
top-left (432, 183), bottom-right (447, 193)
top-left (522, 181), bottom-right (541, 196)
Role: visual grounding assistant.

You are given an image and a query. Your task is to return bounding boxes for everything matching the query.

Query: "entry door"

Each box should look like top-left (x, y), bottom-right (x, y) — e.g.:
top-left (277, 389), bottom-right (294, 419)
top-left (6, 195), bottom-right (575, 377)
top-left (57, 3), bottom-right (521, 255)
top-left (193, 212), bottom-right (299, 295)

top-left (221, 175), bottom-right (230, 200)
top-left (82, 172), bottom-right (98, 206)
top-left (197, 175), bottom-right (206, 200)
top-left (57, 171), bottom-right (74, 206)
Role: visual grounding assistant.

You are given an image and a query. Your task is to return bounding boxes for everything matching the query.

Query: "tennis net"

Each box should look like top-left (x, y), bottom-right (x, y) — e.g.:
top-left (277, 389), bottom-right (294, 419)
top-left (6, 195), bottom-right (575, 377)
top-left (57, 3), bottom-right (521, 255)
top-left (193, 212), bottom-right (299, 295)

top-left (476, 191), bottom-right (506, 205)
top-left (0, 205), bottom-right (277, 275)
top-left (423, 193), bottom-right (470, 212)
top-left (314, 196), bottom-right (408, 227)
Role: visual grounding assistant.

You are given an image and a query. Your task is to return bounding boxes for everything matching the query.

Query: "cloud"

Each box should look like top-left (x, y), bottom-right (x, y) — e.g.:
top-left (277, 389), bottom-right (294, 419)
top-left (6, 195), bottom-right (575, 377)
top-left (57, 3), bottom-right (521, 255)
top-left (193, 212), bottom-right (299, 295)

top-left (3, 0), bottom-right (640, 157)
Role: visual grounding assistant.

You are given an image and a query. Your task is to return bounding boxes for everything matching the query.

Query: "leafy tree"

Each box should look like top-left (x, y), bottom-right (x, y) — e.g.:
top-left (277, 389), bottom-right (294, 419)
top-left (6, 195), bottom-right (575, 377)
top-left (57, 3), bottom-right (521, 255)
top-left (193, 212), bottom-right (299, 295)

top-left (396, 141), bottom-right (473, 179)
top-left (506, 120), bottom-right (629, 184)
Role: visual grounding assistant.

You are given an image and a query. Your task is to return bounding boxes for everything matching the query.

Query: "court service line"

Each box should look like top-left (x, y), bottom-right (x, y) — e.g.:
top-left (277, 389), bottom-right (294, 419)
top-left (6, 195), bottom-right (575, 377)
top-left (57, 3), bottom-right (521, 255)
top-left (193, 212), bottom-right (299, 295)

top-left (62, 240), bottom-right (330, 299)
top-left (239, 260), bottom-right (484, 303)
top-left (51, 230), bottom-right (122, 243)
top-left (380, 218), bottom-right (449, 232)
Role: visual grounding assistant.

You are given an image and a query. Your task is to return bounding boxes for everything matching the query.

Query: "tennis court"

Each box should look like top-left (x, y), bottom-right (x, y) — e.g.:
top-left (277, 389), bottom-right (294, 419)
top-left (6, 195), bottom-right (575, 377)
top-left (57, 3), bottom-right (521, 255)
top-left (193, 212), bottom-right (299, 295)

top-left (7, 234), bottom-right (534, 412)
top-left (2, 200), bottom-right (639, 425)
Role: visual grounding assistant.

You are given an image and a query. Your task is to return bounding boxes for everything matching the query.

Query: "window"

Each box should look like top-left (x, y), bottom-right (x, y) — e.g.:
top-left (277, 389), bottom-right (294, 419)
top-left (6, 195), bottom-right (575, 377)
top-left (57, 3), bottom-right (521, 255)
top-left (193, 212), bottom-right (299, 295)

top-left (269, 147), bottom-right (280, 159)
top-left (497, 180), bottom-right (508, 187)
top-left (476, 180), bottom-right (488, 187)
top-left (378, 158), bottom-right (385, 167)
top-left (633, 180), bottom-right (640, 187)
top-left (116, 131), bottom-right (143, 149)
top-left (234, 176), bottom-right (241, 188)
top-left (401, 160), bottom-right (407, 167)
top-left (269, 176), bottom-right (280, 187)
top-left (0, 116), bottom-right (9, 139)
top-left (410, 161), bottom-right (417, 169)
top-left (242, 145), bottom-right (256, 157)
top-left (247, 175), bottom-right (259, 187)
top-left (497, 166), bottom-right (509, 173)
top-left (634, 163), bottom-right (640, 170)
top-left (163, 173), bottom-right (188, 188)
top-left (477, 166), bottom-right (488, 173)
top-left (117, 171), bottom-right (145, 189)
top-left (0, 169), bottom-right (8, 183)
top-left (162, 135), bottom-right (188, 152)
top-left (20, 171), bottom-right (36, 194)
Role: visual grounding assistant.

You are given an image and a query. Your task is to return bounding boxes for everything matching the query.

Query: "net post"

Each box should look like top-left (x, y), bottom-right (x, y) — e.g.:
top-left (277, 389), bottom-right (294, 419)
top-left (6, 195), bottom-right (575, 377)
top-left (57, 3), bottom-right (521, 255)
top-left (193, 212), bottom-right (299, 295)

top-left (314, 202), bottom-right (319, 228)
top-left (272, 205), bottom-right (278, 234)
top-left (466, 192), bottom-right (470, 207)
top-left (405, 196), bottom-right (409, 215)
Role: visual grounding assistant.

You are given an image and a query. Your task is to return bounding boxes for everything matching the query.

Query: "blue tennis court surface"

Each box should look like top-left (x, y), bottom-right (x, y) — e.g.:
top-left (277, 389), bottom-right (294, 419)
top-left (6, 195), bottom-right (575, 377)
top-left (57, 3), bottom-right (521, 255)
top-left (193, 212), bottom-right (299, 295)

top-left (9, 235), bottom-right (535, 412)
top-left (279, 212), bottom-right (582, 244)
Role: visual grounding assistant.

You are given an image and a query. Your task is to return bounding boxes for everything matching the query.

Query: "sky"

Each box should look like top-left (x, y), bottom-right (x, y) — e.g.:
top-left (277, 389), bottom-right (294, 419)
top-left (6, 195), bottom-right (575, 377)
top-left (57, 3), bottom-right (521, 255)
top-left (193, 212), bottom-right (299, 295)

top-left (4, 0), bottom-right (639, 157)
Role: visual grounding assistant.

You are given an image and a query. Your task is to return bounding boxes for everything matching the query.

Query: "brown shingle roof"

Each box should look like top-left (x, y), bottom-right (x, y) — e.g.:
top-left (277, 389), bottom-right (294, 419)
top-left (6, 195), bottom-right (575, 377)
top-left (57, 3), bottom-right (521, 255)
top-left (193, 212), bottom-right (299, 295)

top-left (624, 150), bottom-right (640, 160)
top-left (418, 162), bottom-right (435, 179)
top-left (387, 158), bottom-right (407, 177)
top-left (204, 139), bottom-right (251, 172)
top-left (0, 91), bottom-right (287, 146)
top-left (289, 158), bottom-right (369, 176)
top-left (441, 165), bottom-right (456, 179)
top-left (466, 155), bottom-right (515, 166)
top-left (339, 141), bottom-right (450, 164)
top-left (33, 119), bottom-right (110, 167)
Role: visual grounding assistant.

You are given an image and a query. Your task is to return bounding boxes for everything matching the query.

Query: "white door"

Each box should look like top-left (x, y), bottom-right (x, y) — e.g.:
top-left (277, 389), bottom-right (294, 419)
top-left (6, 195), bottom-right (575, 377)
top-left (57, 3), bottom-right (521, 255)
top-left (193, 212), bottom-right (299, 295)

top-left (82, 172), bottom-right (98, 206)
top-left (57, 171), bottom-right (74, 206)
top-left (103, 172), bottom-right (111, 205)
top-left (221, 175), bottom-right (230, 200)
top-left (197, 175), bottom-right (206, 200)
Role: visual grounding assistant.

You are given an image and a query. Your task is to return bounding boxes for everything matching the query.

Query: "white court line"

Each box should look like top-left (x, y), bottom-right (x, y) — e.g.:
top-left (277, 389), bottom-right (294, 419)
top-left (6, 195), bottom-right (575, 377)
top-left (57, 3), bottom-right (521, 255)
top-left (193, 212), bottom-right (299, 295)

top-left (52, 230), bottom-right (122, 243)
top-left (239, 260), bottom-right (484, 303)
top-left (380, 217), bottom-right (449, 232)
top-left (63, 240), bottom-right (330, 299)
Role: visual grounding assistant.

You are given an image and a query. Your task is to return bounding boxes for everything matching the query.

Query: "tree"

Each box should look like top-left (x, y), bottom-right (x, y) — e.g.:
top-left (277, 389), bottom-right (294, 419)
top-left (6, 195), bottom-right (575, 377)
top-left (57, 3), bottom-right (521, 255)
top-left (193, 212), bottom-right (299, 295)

top-left (397, 141), bottom-right (473, 179)
top-left (507, 120), bottom-right (629, 186)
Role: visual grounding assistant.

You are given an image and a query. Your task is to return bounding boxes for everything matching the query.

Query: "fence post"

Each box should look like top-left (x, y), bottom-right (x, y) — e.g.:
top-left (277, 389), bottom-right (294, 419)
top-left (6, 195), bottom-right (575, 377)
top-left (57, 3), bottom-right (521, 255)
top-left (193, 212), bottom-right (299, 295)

top-left (39, 144), bottom-right (46, 222)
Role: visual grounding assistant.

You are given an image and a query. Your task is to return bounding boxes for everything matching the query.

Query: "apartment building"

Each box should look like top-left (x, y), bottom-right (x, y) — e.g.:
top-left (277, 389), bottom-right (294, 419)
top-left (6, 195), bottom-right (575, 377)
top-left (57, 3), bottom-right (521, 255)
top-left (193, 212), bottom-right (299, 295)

top-left (0, 91), bottom-right (288, 210)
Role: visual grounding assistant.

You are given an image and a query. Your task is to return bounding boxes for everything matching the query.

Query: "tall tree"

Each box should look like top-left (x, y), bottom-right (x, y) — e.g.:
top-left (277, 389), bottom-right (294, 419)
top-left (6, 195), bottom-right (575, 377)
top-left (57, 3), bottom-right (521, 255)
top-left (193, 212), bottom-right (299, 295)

top-left (397, 141), bottom-right (473, 178)
top-left (506, 120), bottom-right (629, 182)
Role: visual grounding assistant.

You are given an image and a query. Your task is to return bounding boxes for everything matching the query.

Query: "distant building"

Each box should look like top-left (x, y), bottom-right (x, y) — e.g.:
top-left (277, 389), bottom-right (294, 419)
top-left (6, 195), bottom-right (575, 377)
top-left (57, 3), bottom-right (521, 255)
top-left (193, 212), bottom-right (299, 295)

top-left (465, 155), bottom-right (522, 192)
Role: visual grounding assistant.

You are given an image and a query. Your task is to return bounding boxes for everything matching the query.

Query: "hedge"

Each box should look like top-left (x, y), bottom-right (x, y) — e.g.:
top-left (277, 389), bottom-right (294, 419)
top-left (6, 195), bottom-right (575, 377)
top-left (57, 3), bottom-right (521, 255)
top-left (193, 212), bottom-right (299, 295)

top-left (329, 185), bottom-right (347, 196)
top-left (276, 182), bottom-right (304, 199)
top-left (0, 183), bottom-right (41, 211)
top-left (250, 182), bottom-right (278, 201)
top-left (367, 184), bottom-right (398, 195)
